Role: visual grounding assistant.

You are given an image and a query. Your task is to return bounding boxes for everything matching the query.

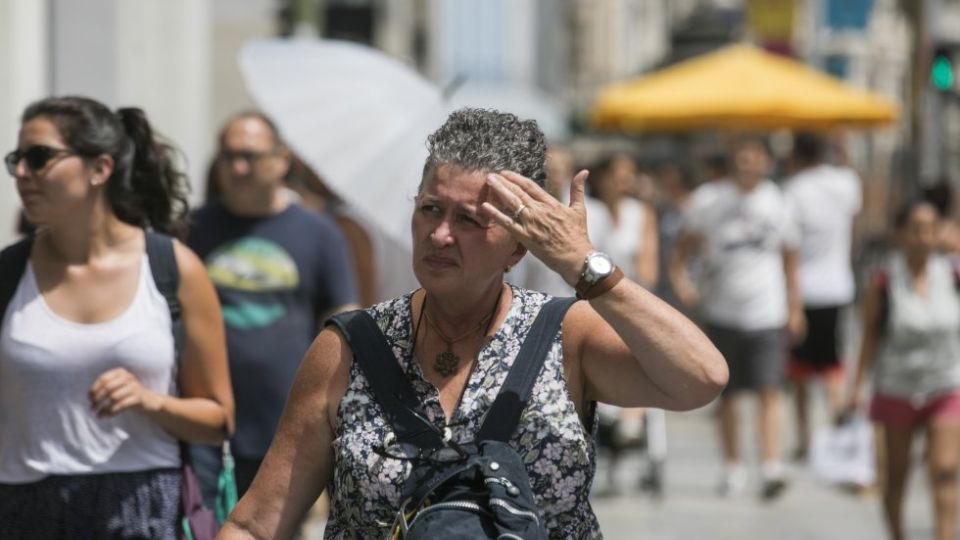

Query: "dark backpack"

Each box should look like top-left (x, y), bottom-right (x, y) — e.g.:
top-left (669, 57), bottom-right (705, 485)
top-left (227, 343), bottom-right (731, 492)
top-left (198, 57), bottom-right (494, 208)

top-left (328, 296), bottom-right (575, 540)
top-left (0, 232), bottom-right (218, 540)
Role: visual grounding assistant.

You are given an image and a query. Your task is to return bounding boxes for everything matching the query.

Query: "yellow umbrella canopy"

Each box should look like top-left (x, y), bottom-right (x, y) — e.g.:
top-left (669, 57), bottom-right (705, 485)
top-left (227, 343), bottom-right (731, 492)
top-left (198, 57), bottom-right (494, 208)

top-left (590, 44), bottom-right (899, 132)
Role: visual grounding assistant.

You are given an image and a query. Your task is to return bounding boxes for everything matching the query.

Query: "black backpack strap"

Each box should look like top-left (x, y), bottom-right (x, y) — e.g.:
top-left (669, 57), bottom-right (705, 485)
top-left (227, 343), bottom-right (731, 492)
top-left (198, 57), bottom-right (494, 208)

top-left (144, 231), bottom-right (184, 362)
top-left (478, 296), bottom-right (576, 442)
top-left (327, 310), bottom-right (444, 448)
top-left (0, 237), bottom-right (33, 327)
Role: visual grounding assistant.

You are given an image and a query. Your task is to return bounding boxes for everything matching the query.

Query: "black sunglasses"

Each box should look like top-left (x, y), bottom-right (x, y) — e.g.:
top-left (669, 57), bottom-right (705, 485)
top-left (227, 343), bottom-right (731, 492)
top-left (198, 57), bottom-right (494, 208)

top-left (216, 149), bottom-right (276, 166)
top-left (4, 145), bottom-right (79, 175)
top-left (374, 407), bottom-right (470, 464)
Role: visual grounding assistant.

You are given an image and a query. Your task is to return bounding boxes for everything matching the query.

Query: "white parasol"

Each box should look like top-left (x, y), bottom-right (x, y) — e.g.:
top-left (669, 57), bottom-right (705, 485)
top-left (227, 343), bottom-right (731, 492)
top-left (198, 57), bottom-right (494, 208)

top-left (239, 38), bottom-right (449, 252)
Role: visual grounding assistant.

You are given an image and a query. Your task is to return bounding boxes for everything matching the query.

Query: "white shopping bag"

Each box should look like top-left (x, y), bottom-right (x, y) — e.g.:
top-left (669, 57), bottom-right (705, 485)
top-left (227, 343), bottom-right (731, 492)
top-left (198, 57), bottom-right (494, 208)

top-left (809, 417), bottom-right (876, 487)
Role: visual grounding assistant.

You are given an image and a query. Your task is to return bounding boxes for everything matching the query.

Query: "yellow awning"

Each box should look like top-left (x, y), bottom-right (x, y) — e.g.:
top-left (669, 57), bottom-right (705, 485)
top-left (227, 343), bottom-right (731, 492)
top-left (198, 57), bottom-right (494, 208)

top-left (590, 44), bottom-right (899, 132)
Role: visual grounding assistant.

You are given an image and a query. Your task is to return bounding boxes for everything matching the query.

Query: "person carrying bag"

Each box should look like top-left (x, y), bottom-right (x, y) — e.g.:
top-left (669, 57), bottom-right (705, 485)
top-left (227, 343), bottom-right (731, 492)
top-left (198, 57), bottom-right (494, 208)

top-left (329, 297), bottom-right (573, 539)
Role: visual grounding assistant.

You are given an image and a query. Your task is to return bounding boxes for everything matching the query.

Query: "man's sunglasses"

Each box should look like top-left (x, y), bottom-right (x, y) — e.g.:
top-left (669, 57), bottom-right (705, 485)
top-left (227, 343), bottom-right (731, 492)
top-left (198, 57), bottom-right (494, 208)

top-left (216, 149), bottom-right (276, 166)
top-left (4, 145), bottom-right (80, 175)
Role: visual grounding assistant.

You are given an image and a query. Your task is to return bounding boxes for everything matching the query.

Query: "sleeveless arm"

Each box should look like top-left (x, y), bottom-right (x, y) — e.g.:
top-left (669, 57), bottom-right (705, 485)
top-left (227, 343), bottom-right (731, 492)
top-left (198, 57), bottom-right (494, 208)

top-left (634, 202), bottom-right (658, 288)
top-left (220, 327), bottom-right (351, 539)
top-left (563, 279), bottom-right (727, 412)
top-left (846, 270), bottom-right (885, 412)
top-left (104, 241), bottom-right (236, 445)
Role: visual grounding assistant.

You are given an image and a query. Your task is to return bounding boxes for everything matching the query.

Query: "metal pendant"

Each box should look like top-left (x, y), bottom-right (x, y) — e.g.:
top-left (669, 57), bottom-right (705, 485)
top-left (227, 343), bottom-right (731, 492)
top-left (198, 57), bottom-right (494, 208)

top-left (434, 348), bottom-right (460, 377)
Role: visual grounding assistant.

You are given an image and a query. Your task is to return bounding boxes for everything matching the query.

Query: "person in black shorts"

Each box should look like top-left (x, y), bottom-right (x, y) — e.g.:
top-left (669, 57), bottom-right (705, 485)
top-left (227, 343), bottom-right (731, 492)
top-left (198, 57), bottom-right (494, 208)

top-left (781, 132), bottom-right (861, 461)
top-left (787, 305), bottom-right (847, 460)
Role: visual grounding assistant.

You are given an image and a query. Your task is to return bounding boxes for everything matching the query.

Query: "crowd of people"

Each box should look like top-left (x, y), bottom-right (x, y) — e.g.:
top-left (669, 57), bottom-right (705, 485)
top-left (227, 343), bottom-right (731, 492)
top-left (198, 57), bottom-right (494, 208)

top-left (2, 93), bottom-right (960, 540)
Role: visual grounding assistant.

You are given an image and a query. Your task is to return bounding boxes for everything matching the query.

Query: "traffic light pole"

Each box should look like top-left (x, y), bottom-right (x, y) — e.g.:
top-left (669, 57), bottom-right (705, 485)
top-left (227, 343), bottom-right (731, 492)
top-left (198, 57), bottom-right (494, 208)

top-left (901, 0), bottom-right (932, 193)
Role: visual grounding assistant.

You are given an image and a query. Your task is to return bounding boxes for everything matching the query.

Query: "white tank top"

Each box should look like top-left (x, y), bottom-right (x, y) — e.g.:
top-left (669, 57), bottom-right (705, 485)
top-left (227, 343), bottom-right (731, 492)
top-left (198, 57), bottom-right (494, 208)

top-left (874, 253), bottom-right (960, 404)
top-left (0, 256), bottom-right (179, 483)
top-left (594, 198), bottom-right (646, 282)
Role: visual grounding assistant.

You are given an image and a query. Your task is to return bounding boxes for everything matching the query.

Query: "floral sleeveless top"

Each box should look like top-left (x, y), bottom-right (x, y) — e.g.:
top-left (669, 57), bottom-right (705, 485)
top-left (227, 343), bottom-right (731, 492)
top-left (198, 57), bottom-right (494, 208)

top-left (324, 286), bottom-right (601, 539)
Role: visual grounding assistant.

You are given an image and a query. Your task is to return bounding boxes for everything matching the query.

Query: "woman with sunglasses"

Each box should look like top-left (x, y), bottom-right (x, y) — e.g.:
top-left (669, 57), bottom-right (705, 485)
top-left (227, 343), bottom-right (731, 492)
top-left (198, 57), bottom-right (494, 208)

top-left (0, 96), bottom-right (234, 539)
top-left (220, 108), bottom-right (728, 539)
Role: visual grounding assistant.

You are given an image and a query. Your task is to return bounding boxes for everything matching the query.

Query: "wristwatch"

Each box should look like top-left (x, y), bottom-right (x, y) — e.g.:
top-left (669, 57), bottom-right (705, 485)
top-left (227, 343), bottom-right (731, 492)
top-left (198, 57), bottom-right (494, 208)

top-left (574, 251), bottom-right (625, 300)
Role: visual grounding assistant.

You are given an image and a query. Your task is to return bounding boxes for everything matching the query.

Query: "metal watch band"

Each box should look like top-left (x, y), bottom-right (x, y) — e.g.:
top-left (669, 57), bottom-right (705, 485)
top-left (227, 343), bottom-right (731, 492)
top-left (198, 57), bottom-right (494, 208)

top-left (575, 266), bottom-right (625, 300)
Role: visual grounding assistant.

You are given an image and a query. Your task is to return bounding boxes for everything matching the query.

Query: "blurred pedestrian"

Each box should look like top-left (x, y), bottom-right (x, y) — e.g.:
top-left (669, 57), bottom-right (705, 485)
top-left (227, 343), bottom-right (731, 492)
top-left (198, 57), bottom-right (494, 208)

top-left (700, 151), bottom-right (730, 184)
top-left (782, 132), bottom-right (862, 461)
top-left (922, 180), bottom-right (960, 256)
top-left (846, 199), bottom-right (960, 540)
top-left (0, 95), bottom-right (234, 538)
top-left (585, 152), bottom-right (663, 495)
top-left (284, 153), bottom-right (418, 305)
top-left (588, 153), bottom-right (658, 289)
top-left (654, 159), bottom-right (697, 311)
top-left (187, 111), bottom-right (359, 505)
top-left (670, 136), bottom-right (802, 500)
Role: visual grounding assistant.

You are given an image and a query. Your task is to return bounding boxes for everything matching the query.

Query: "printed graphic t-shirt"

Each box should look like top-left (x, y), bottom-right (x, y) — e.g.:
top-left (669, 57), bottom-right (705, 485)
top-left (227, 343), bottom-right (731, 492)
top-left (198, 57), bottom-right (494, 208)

top-left (683, 179), bottom-right (798, 331)
top-left (188, 202), bottom-right (358, 458)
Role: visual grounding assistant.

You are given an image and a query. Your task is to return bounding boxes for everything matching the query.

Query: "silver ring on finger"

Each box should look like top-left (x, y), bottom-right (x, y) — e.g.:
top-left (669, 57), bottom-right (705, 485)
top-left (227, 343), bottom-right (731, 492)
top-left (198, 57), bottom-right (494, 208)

top-left (511, 204), bottom-right (527, 222)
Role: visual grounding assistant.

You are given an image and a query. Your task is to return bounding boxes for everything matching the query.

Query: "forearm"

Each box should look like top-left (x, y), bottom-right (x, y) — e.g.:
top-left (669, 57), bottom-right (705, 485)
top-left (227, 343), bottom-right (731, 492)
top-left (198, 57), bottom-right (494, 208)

top-left (849, 284), bottom-right (882, 407)
top-left (219, 502), bottom-right (282, 540)
top-left (783, 249), bottom-right (803, 315)
top-left (849, 335), bottom-right (877, 405)
top-left (217, 523), bottom-right (263, 540)
top-left (668, 259), bottom-right (690, 298)
top-left (635, 247), bottom-right (658, 289)
top-left (668, 243), bottom-right (698, 306)
top-left (635, 209), bottom-right (659, 287)
top-left (589, 279), bottom-right (727, 410)
top-left (220, 331), bottom-right (341, 540)
top-left (221, 456), bottom-right (313, 540)
top-left (142, 395), bottom-right (229, 445)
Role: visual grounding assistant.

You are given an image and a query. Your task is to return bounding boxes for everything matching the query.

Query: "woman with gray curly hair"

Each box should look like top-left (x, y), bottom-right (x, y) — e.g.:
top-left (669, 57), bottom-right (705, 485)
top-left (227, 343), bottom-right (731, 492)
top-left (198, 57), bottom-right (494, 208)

top-left (219, 108), bottom-right (727, 539)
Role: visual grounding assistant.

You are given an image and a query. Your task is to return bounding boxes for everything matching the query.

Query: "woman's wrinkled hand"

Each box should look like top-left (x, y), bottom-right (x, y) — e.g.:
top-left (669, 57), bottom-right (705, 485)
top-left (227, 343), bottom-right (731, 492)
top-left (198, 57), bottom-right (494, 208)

top-left (89, 368), bottom-right (163, 418)
top-left (480, 169), bottom-right (594, 286)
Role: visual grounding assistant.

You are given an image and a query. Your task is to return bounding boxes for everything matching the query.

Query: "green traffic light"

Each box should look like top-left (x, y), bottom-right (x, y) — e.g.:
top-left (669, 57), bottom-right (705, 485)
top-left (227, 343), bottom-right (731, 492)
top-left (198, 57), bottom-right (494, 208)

top-left (932, 55), bottom-right (954, 90)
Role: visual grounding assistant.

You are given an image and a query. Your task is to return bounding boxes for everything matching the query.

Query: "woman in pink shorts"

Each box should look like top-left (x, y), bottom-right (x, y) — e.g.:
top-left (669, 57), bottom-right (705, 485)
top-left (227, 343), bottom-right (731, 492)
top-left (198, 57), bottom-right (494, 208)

top-left (847, 200), bottom-right (960, 540)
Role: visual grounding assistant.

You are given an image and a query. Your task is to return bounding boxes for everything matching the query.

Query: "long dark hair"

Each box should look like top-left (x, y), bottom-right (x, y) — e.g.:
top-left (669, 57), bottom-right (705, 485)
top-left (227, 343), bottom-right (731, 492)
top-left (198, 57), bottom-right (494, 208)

top-left (22, 96), bottom-right (190, 237)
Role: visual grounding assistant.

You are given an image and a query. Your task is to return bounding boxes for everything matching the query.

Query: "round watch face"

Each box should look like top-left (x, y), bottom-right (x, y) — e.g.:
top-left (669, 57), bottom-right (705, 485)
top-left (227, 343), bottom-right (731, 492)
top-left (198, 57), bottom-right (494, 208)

top-left (588, 254), bottom-right (613, 276)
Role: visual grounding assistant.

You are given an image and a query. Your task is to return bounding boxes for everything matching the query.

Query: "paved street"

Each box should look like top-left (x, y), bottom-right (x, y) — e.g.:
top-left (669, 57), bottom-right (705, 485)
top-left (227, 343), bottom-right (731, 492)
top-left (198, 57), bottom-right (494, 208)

top-left (587, 404), bottom-right (908, 540)
top-left (303, 385), bottom-right (938, 539)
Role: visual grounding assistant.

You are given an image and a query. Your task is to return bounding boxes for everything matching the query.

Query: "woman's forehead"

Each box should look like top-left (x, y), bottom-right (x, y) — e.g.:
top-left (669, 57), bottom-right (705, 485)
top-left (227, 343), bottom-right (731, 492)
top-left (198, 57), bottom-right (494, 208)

top-left (19, 117), bottom-right (62, 143)
top-left (421, 163), bottom-right (489, 201)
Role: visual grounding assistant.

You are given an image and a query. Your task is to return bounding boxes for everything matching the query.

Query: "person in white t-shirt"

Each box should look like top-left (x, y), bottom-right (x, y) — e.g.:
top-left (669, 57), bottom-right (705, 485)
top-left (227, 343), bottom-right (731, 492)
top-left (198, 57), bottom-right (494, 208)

top-left (782, 132), bottom-right (861, 461)
top-left (671, 136), bottom-right (803, 500)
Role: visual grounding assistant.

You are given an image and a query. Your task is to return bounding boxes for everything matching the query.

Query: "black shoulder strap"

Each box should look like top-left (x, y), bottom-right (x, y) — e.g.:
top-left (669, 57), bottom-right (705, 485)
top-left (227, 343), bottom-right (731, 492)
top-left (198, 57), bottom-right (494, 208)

top-left (0, 237), bottom-right (34, 328)
top-left (327, 310), bottom-right (444, 448)
top-left (328, 296), bottom-right (577, 447)
top-left (478, 296), bottom-right (576, 442)
top-left (144, 231), bottom-right (184, 362)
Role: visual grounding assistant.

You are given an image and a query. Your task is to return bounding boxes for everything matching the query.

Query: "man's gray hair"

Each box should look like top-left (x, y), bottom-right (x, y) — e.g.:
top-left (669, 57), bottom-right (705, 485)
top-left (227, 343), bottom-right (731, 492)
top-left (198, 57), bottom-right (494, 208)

top-left (421, 108), bottom-right (547, 188)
